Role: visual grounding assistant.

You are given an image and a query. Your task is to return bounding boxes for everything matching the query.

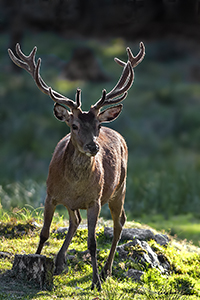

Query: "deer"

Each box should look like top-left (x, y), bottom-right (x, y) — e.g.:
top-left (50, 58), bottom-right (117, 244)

top-left (8, 42), bottom-right (145, 291)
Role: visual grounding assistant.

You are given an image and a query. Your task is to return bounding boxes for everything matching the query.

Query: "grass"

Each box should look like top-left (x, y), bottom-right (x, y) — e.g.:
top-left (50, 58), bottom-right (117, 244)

top-left (0, 208), bottom-right (200, 299)
top-left (138, 214), bottom-right (200, 247)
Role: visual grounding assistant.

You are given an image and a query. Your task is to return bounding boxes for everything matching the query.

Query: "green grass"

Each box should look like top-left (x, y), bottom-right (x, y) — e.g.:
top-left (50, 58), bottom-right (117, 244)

top-left (0, 208), bottom-right (200, 299)
top-left (137, 214), bottom-right (200, 247)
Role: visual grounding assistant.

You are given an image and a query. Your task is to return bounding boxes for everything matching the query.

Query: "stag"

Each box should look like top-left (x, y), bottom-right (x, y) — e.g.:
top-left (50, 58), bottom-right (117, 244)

top-left (8, 42), bottom-right (145, 290)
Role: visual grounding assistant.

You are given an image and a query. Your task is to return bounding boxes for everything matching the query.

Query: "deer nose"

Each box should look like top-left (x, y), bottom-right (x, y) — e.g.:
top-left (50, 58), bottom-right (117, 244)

top-left (86, 142), bottom-right (99, 156)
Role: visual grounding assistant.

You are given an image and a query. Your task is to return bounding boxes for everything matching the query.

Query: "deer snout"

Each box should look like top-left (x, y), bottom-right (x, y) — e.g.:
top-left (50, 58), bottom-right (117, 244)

top-left (85, 142), bottom-right (99, 156)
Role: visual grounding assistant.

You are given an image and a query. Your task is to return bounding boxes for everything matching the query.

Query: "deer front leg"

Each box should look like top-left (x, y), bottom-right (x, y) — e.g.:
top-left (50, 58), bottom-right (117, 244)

top-left (101, 195), bottom-right (126, 280)
top-left (55, 208), bottom-right (81, 275)
top-left (87, 202), bottom-right (101, 291)
top-left (36, 194), bottom-right (55, 254)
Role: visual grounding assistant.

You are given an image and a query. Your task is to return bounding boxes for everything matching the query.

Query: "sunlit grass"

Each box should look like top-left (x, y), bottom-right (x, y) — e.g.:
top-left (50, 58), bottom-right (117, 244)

top-left (143, 214), bottom-right (200, 247)
top-left (0, 212), bottom-right (200, 299)
top-left (102, 38), bottom-right (126, 57)
top-left (54, 79), bottom-right (84, 94)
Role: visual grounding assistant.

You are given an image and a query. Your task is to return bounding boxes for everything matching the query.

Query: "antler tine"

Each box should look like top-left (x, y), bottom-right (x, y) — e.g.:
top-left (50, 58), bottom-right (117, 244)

top-left (34, 58), bottom-right (49, 95)
top-left (114, 42), bottom-right (145, 68)
top-left (34, 58), bottom-right (76, 106)
top-left (105, 62), bottom-right (134, 100)
top-left (35, 60), bottom-right (80, 111)
top-left (92, 89), bottom-right (106, 110)
top-left (76, 89), bottom-right (82, 108)
top-left (8, 45), bottom-right (49, 96)
top-left (92, 42), bottom-right (145, 111)
top-left (8, 43), bottom-right (78, 110)
top-left (16, 43), bottom-right (37, 73)
top-left (48, 88), bottom-right (78, 110)
top-left (92, 62), bottom-right (133, 110)
top-left (8, 44), bottom-right (35, 74)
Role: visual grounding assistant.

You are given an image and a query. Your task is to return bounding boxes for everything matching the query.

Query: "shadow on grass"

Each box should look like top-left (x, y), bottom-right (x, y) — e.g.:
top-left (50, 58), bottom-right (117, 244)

top-left (0, 262), bottom-right (93, 299)
top-left (0, 270), bottom-right (43, 299)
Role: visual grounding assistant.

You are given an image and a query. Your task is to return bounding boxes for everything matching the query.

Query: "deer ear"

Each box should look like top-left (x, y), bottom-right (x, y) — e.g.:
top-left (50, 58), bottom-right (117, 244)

top-left (53, 103), bottom-right (71, 123)
top-left (98, 104), bottom-right (123, 123)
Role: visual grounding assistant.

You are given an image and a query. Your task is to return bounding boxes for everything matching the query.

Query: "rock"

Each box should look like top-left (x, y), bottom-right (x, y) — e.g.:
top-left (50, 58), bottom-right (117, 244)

top-left (117, 239), bottom-right (171, 274)
top-left (104, 227), bottom-right (170, 246)
top-left (157, 253), bottom-right (171, 271)
top-left (56, 227), bottom-right (69, 234)
top-left (32, 221), bottom-right (41, 228)
top-left (154, 234), bottom-right (170, 246)
top-left (11, 254), bottom-right (54, 290)
top-left (55, 224), bottom-right (88, 235)
top-left (122, 228), bottom-right (155, 241)
top-left (126, 269), bottom-right (144, 281)
top-left (0, 252), bottom-right (11, 259)
top-left (104, 227), bottom-right (154, 241)
top-left (67, 255), bottom-right (76, 261)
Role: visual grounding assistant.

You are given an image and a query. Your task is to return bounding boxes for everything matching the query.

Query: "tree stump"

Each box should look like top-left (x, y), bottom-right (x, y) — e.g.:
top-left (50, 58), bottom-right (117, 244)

top-left (11, 254), bottom-right (54, 290)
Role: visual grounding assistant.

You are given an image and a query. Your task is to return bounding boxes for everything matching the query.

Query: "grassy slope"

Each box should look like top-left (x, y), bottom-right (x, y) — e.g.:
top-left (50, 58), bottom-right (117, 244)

top-left (0, 210), bottom-right (200, 299)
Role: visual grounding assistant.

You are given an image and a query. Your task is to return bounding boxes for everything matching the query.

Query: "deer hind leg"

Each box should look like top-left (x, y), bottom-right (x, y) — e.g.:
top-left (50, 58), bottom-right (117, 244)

top-left (55, 208), bottom-right (81, 275)
top-left (101, 191), bottom-right (126, 281)
top-left (36, 194), bottom-right (56, 254)
top-left (87, 202), bottom-right (101, 291)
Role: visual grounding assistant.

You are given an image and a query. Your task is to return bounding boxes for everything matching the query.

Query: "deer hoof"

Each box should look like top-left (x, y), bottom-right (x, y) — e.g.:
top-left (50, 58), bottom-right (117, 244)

top-left (100, 269), bottom-right (106, 281)
top-left (91, 280), bottom-right (102, 291)
top-left (54, 255), bottom-right (67, 275)
top-left (100, 266), bottom-right (111, 281)
top-left (54, 264), bottom-right (64, 275)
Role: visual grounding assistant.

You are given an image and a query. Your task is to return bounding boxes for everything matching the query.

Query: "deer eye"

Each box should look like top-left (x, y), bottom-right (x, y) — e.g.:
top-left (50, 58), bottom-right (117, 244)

top-left (72, 124), bottom-right (78, 130)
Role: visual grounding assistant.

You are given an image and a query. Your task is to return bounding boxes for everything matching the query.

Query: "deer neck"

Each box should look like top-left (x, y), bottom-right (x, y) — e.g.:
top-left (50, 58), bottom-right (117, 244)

top-left (65, 139), bottom-right (95, 181)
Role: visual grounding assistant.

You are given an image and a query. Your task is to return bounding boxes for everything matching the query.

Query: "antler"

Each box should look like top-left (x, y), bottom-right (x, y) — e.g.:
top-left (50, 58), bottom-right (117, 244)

top-left (114, 42), bottom-right (145, 68)
top-left (8, 43), bottom-right (80, 110)
top-left (92, 42), bottom-right (145, 110)
top-left (8, 42), bottom-right (145, 112)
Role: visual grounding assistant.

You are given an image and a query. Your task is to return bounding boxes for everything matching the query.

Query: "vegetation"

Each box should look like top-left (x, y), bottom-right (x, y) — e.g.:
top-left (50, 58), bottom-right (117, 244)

top-left (0, 208), bottom-right (200, 299)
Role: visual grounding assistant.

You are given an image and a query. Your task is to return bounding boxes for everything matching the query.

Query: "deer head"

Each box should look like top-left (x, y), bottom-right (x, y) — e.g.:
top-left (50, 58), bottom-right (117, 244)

top-left (8, 43), bottom-right (145, 157)
top-left (51, 88), bottom-right (125, 157)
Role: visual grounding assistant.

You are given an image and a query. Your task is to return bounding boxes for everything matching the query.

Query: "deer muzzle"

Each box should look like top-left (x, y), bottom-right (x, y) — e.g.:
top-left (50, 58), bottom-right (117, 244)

top-left (84, 142), bottom-right (99, 157)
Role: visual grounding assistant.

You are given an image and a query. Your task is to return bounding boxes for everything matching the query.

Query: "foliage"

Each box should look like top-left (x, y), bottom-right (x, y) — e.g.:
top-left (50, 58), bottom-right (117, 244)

top-left (0, 181), bottom-right (46, 211)
top-left (0, 209), bottom-right (200, 299)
